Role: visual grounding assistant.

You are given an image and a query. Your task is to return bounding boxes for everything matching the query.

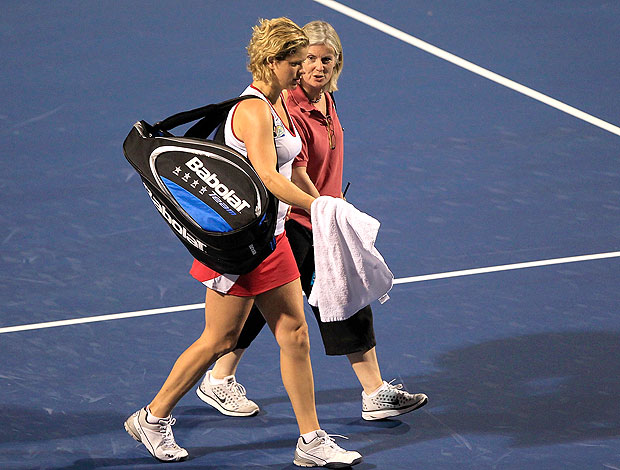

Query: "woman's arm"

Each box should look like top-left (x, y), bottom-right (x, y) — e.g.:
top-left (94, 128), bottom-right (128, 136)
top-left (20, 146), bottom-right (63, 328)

top-left (234, 99), bottom-right (315, 213)
top-left (291, 166), bottom-right (321, 198)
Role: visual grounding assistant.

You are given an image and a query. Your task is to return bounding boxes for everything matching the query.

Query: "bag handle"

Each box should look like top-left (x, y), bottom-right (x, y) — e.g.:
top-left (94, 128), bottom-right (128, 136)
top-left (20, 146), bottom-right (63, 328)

top-left (151, 95), bottom-right (278, 169)
top-left (152, 96), bottom-right (257, 135)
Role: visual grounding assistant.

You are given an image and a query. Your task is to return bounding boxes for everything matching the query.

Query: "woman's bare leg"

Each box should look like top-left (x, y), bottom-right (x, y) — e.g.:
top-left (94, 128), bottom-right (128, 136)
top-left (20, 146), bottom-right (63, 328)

top-left (255, 279), bottom-right (319, 434)
top-left (347, 347), bottom-right (384, 394)
top-left (148, 289), bottom-right (254, 418)
top-left (211, 348), bottom-right (246, 379)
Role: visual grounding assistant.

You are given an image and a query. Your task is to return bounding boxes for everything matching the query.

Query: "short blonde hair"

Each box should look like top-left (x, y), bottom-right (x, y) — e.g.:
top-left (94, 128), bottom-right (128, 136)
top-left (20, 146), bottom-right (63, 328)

top-left (303, 21), bottom-right (343, 92)
top-left (247, 17), bottom-right (309, 82)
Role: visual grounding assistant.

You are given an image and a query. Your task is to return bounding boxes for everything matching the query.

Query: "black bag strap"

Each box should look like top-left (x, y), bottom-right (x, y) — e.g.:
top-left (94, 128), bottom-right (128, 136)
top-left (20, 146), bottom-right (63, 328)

top-left (212, 117), bottom-right (227, 144)
top-left (152, 95), bottom-right (279, 169)
top-left (152, 96), bottom-right (258, 135)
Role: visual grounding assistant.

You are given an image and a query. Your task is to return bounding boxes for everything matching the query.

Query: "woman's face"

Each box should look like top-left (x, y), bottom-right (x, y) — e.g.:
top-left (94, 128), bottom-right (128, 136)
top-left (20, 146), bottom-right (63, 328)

top-left (301, 44), bottom-right (336, 91)
top-left (272, 47), bottom-right (307, 90)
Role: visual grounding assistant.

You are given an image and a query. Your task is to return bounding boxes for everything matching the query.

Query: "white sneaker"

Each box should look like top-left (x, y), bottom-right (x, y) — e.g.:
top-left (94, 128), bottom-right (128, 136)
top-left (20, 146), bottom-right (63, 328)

top-left (196, 371), bottom-right (260, 417)
top-left (293, 430), bottom-right (362, 468)
top-left (124, 407), bottom-right (188, 462)
top-left (362, 380), bottom-right (428, 421)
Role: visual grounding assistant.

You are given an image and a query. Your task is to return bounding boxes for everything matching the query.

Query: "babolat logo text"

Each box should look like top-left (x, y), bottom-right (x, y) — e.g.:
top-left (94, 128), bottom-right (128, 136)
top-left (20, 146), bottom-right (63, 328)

top-left (185, 156), bottom-right (251, 214)
top-left (144, 183), bottom-right (207, 252)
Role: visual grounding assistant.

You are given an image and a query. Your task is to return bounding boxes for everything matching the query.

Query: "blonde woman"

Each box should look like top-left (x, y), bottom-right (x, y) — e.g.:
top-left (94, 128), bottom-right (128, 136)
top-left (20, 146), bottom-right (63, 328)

top-left (124, 17), bottom-right (362, 468)
top-left (201, 20), bottom-right (428, 422)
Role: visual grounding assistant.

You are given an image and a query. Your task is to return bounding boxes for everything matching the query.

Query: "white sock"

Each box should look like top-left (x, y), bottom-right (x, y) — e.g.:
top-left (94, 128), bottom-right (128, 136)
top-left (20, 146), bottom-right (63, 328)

top-left (301, 429), bottom-right (321, 443)
top-left (208, 371), bottom-right (230, 385)
top-left (365, 381), bottom-right (388, 397)
top-left (145, 406), bottom-right (168, 424)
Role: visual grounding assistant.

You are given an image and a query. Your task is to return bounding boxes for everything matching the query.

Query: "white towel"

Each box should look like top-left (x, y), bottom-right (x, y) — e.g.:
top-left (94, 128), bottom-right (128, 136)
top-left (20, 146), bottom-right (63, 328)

top-left (308, 196), bottom-right (393, 322)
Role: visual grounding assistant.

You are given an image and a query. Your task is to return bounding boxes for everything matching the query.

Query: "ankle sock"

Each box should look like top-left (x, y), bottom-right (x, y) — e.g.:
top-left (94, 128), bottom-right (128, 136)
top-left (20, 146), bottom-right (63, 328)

top-left (208, 371), bottom-right (230, 385)
top-left (365, 381), bottom-right (388, 397)
top-left (145, 406), bottom-right (168, 424)
top-left (301, 429), bottom-right (321, 443)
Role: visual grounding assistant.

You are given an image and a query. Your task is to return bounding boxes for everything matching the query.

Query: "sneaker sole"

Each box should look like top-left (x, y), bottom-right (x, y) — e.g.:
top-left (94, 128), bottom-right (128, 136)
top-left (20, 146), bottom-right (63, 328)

top-left (362, 395), bottom-right (428, 421)
top-left (196, 386), bottom-right (259, 417)
top-left (124, 414), bottom-right (142, 442)
top-left (293, 453), bottom-right (363, 468)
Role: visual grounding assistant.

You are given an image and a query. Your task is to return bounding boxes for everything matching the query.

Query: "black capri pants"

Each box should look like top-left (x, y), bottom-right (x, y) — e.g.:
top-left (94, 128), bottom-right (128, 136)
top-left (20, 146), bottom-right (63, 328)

top-left (234, 219), bottom-right (376, 356)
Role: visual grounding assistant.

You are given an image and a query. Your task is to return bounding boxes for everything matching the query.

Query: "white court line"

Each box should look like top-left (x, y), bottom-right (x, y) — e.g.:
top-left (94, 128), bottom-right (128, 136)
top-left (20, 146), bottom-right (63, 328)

top-left (1, 251), bottom-right (618, 335)
top-left (0, 303), bottom-right (205, 335)
top-left (311, 0), bottom-right (620, 137)
top-left (393, 251), bottom-right (620, 284)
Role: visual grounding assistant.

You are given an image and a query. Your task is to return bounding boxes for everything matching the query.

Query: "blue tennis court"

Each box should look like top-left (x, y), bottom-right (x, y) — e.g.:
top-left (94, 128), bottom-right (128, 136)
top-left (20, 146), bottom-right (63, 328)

top-left (2, 1), bottom-right (619, 469)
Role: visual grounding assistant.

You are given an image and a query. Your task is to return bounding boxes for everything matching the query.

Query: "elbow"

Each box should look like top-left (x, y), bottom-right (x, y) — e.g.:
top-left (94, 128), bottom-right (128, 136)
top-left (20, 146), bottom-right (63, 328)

top-left (259, 171), bottom-right (277, 193)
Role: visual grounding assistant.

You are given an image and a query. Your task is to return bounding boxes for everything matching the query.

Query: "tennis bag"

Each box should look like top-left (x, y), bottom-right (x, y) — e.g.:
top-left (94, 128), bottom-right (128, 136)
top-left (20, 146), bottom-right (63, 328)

top-left (122, 96), bottom-right (278, 275)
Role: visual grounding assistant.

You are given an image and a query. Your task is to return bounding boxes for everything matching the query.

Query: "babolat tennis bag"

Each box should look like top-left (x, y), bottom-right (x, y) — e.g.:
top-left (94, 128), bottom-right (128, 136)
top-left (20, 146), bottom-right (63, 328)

top-left (122, 96), bottom-right (278, 274)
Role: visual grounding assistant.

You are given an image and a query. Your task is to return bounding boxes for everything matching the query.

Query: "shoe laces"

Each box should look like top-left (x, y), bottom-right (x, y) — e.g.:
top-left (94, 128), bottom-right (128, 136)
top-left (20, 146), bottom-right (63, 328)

top-left (226, 377), bottom-right (249, 400)
top-left (157, 417), bottom-right (181, 450)
top-left (317, 433), bottom-right (348, 450)
top-left (386, 379), bottom-right (404, 391)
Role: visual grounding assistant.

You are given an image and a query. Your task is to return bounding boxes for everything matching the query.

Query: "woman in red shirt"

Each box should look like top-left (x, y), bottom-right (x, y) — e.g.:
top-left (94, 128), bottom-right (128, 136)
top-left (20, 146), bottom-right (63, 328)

top-left (200, 21), bottom-right (428, 422)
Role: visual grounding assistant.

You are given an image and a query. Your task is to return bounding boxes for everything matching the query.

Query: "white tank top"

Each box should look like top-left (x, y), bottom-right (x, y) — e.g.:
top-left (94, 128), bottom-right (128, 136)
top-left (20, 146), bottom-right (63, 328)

top-left (224, 85), bottom-right (302, 235)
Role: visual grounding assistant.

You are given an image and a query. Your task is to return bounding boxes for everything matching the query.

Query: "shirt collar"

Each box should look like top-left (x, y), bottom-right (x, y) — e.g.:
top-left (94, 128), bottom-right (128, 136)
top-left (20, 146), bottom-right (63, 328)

top-left (289, 84), bottom-right (322, 114)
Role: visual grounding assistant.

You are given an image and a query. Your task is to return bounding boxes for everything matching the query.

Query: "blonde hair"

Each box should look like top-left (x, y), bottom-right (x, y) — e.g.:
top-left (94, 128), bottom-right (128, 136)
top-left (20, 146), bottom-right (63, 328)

top-left (247, 17), bottom-right (309, 82)
top-left (303, 21), bottom-right (343, 92)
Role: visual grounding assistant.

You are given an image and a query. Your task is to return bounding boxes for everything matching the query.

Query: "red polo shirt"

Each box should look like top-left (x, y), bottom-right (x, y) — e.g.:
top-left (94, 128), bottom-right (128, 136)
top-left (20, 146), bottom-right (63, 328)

top-left (286, 85), bottom-right (344, 230)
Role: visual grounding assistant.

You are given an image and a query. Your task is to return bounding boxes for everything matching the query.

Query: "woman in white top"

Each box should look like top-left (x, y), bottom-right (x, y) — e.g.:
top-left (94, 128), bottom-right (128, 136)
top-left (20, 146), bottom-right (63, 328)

top-left (124, 17), bottom-right (361, 468)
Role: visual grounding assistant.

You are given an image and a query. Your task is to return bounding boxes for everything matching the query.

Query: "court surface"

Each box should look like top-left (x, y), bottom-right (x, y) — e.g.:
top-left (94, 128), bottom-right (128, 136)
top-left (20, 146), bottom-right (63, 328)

top-left (1, 1), bottom-right (619, 469)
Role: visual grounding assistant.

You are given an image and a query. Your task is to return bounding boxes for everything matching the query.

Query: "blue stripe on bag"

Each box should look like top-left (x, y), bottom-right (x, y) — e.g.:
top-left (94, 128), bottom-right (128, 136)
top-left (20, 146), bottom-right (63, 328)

top-left (161, 177), bottom-right (233, 232)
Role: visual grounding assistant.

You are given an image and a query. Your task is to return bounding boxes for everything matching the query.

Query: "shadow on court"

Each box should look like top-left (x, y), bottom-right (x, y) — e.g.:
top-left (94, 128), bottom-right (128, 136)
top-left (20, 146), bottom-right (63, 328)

top-left (247, 330), bottom-right (620, 451)
top-left (414, 330), bottom-right (620, 448)
top-left (4, 330), bottom-right (619, 468)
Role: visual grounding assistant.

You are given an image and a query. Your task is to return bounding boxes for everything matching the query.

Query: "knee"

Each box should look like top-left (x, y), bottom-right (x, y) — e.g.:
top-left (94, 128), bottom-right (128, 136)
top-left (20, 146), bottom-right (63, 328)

top-left (277, 321), bottom-right (310, 355)
top-left (197, 329), bottom-right (239, 357)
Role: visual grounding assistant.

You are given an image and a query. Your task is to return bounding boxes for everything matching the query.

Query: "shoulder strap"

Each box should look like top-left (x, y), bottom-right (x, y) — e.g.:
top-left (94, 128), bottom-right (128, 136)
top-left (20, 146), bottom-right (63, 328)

top-left (185, 96), bottom-right (262, 140)
top-left (152, 96), bottom-right (259, 137)
top-left (151, 94), bottom-right (278, 169)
